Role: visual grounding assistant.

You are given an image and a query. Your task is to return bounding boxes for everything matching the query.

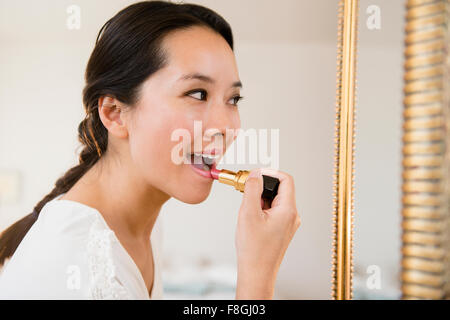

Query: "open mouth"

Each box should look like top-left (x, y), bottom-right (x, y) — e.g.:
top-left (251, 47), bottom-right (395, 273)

top-left (186, 152), bottom-right (219, 171)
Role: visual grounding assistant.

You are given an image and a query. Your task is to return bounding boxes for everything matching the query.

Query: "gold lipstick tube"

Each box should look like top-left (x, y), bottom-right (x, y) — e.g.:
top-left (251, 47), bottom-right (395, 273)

top-left (216, 169), bottom-right (280, 203)
top-left (217, 169), bottom-right (249, 192)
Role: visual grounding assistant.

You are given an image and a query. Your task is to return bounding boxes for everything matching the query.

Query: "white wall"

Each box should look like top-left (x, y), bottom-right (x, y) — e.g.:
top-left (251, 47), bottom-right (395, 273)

top-left (0, 0), bottom-right (405, 299)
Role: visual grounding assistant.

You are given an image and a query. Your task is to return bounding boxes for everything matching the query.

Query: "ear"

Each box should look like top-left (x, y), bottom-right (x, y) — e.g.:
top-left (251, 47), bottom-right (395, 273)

top-left (98, 96), bottom-right (128, 139)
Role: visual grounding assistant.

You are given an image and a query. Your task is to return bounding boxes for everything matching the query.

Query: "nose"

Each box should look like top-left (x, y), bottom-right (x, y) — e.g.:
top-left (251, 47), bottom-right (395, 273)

top-left (203, 104), bottom-right (239, 152)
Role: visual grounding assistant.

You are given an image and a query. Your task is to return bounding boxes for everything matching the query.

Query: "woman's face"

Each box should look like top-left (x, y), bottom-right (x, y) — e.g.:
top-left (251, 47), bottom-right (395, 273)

top-left (127, 25), bottom-right (242, 204)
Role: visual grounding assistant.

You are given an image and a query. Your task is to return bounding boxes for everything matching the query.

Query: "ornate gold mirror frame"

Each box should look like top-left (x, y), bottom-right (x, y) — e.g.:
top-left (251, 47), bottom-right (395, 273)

top-left (401, 0), bottom-right (450, 299)
top-left (332, 0), bottom-right (450, 300)
top-left (332, 0), bottom-right (359, 300)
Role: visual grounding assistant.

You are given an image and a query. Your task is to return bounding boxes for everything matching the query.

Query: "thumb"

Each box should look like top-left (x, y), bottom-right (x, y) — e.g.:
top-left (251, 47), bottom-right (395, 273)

top-left (241, 169), bottom-right (263, 211)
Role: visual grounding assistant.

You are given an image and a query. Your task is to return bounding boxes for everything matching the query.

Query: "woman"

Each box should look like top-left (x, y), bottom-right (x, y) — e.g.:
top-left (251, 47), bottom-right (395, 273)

top-left (0, 1), bottom-right (300, 299)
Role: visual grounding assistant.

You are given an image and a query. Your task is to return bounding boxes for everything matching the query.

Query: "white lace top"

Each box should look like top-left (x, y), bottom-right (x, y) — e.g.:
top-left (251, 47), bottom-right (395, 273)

top-left (0, 194), bottom-right (163, 299)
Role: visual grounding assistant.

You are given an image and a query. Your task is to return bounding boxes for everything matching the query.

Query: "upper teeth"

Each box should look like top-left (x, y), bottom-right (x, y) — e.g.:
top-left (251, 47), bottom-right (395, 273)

top-left (193, 153), bottom-right (219, 160)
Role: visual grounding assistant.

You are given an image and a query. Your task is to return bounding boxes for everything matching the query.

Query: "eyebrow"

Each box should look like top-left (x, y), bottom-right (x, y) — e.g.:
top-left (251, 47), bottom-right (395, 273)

top-left (178, 72), bottom-right (243, 89)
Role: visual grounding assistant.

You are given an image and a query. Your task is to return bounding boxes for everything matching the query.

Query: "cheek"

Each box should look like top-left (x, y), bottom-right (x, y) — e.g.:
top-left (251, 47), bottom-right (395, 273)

top-left (128, 106), bottom-right (193, 174)
top-left (225, 112), bottom-right (241, 148)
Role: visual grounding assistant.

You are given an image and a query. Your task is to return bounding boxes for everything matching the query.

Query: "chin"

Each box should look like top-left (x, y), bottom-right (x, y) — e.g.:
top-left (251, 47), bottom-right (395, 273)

top-left (173, 186), bottom-right (212, 204)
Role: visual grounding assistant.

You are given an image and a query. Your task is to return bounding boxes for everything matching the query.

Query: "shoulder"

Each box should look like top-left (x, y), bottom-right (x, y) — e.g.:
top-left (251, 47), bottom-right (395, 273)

top-left (0, 198), bottom-right (130, 299)
top-left (38, 198), bottom-right (100, 240)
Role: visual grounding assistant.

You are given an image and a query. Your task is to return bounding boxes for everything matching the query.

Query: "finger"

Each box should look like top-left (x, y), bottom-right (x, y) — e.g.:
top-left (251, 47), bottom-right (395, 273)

top-left (241, 169), bottom-right (264, 213)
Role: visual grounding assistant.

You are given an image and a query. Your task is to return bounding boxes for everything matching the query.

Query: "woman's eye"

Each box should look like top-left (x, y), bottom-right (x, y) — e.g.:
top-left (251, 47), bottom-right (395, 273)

top-left (187, 89), bottom-right (207, 101)
top-left (229, 95), bottom-right (244, 107)
top-left (185, 90), bottom-right (243, 107)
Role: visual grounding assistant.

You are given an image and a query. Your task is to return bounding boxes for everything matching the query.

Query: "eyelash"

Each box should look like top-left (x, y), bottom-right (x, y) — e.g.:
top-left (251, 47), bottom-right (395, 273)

top-left (185, 89), bottom-right (244, 107)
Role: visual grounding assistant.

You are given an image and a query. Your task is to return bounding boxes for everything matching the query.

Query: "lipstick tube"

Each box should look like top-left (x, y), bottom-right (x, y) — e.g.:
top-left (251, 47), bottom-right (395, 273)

top-left (212, 168), bottom-right (280, 204)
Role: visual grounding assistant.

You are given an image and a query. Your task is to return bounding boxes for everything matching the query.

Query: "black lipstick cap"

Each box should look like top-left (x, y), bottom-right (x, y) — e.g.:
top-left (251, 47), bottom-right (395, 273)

top-left (261, 175), bottom-right (280, 205)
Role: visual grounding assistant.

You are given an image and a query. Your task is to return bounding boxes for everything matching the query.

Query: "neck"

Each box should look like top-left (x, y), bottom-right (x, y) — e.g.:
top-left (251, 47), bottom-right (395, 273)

top-left (71, 154), bottom-right (170, 243)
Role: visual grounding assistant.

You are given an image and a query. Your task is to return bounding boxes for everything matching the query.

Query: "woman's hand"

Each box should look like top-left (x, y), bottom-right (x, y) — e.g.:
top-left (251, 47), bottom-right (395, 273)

top-left (235, 168), bottom-right (300, 299)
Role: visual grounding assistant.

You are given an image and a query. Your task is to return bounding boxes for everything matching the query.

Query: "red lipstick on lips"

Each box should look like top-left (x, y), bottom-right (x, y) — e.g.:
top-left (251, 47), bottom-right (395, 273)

top-left (187, 149), bottom-right (220, 179)
top-left (210, 167), bottom-right (220, 179)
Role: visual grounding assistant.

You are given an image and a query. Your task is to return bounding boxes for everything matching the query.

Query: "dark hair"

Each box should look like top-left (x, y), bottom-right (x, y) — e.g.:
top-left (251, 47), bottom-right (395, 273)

top-left (0, 0), bottom-right (233, 267)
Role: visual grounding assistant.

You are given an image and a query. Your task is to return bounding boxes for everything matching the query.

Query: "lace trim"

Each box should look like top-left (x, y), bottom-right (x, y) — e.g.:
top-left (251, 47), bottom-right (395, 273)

top-left (87, 216), bottom-right (129, 299)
